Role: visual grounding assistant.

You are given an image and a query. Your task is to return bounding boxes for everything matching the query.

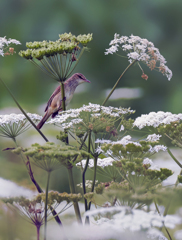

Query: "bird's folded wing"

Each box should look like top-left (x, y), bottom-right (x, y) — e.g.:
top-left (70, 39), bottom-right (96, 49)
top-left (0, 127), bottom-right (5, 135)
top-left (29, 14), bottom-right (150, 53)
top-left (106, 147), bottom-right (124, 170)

top-left (45, 85), bottom-right (61, 112)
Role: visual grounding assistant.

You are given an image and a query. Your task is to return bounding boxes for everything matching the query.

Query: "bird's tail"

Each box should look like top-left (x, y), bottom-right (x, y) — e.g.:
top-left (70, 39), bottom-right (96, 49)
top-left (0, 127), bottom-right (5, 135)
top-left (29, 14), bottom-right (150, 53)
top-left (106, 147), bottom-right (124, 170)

top-left (37, 112), bottom-right (50, 129)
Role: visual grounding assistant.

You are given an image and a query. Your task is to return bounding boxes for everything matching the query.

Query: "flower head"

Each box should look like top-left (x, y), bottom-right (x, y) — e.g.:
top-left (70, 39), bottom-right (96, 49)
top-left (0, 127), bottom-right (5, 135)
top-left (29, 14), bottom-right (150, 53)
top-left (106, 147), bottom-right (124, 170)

top-left (2, 191), bottom-right (82, 232)
top-left (19, 33), bottom-right (93, 81)
top-left (134, 111), bottom-right (182, 129)
top-left (0, 113), bottom-right (42, 139)
top-left (48, 103), bottom-right (134, 137)
top-left (105, 34), bottom-right (172, 80)
top-left (0, 36), bottom-right (21, 57)
top-left (13, 142), bottom-right (90, 172)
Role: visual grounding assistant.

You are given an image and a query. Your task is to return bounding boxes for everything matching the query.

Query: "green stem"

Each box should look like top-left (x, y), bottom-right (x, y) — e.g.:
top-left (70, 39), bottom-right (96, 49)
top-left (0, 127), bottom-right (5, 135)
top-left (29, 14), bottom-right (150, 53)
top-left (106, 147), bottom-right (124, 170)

top-left (163, 169), bottom-right (182, 217)
top-left (89, 155), bottom-right (98, 207)
top-left (60, 82), bottom-right (66, 111)
top-left (154, 200), bottom-right (173, 240)
top-left (67, 167), bottom-right (82, 224)
top-left (102, 60), bottom-right (137, 106)
top-left (0, 77), bottom-right (49, 142)
top-left (44, 171), bottom-right (51, 240)
top-left (167, 148), bottom-right (182, 168)
top-left (82, 130), bottom-right (91, 213)
top-left (85, 155), bottom-right (98, 224)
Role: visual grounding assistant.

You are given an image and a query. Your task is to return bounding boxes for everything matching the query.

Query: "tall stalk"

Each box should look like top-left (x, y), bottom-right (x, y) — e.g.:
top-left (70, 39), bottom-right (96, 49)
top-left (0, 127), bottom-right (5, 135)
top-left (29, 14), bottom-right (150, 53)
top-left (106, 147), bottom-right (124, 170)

top-left (102, 60), bottom-right (137, 106)
top-left (82, 130), bottom-right (92, 214)
top-left (44, 171), bottom-right (51, 240)
top-left (0, 77), bottom-right (49, 142)
top-left (67, 167), bottom-right (82, 224)
top-left (37, 226), bottom-right (41, 240)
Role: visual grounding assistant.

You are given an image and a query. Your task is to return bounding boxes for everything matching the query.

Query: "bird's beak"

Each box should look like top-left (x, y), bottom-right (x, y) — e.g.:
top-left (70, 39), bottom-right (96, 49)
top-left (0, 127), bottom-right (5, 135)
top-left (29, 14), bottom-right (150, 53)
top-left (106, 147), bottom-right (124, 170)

top-left (85, 79), bottom-right (91, 83)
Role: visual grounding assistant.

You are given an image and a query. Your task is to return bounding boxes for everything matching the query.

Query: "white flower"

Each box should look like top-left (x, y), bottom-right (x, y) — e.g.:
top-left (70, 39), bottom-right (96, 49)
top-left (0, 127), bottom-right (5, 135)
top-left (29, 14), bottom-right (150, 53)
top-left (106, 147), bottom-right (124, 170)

top-left (0, 113), bottom-right (42, 138)
top-left (147, 228), bottom-right (168, 240)
top-left (149, 165), bottom-right (160, 171)
top-left (47, 103), bottom-right (134, 130)
top-left (105, 34), bottom-right (172, 80)
top-left (76, 157), bottom-right (114, 169)
top-left (85, 206), bottom-right (181, 234)
top-left (111, 135), bottom-right (142, 147)
top-left (143, 158), bottom-right (153, 165)
top-left (147, 134), bottom-right (162, 142)
top-left (77, 180), bottom-right (98, 189)
top-left (134, 111), bottom-right (182, 129)
top-left (0, 36), bottom-right (21, 57)
top-left (95, 139), bottom-right (111, 144)
top-left (120, 125), bottom-right (125, 131)
top-left (105, 45), bottom-right (118, 55)
top-left (149, 145), bottom-right (167, 153)
top-left (127, 52), bottom-right (140, 60)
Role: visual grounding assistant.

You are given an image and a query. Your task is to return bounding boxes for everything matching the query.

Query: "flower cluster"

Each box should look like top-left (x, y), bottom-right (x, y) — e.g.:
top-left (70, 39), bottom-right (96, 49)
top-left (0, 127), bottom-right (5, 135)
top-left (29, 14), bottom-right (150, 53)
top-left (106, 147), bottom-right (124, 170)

top-left (0, 113), bottom-right (42, 139)
top-left (76, 157), bottom-right (114, 169)
top-left (97, 135), bottom-right (167, 160)
top-left (19, 32), bottom-right (92, 81)
top-left (12, 142), bottom-right (90, 171)
top-left (77, 180), bottom-right (98, 190)
top-left (93, 135), bottom-right (171, 184)
top-left (0, 36), bottom-right (21, 57)
top-left (2, 191), bottom-right (82, 230)
top-left (134, 111), bottom-right (182, 129)
top-left (85, 206), bottom-right (181, 233)
top-left (105, 34), bottom-right (172, 80)
top-left (48, 103), bottom-right (134, 136)
top-left (19, 33), bottom-right (92, 60)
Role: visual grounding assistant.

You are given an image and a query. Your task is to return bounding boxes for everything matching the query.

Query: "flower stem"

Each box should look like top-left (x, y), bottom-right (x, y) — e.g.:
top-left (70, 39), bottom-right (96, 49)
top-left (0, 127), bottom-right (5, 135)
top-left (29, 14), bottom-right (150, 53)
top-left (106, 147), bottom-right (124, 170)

top-left (67, 167), bottom-right (82, 224)
top-left (44, 171), bottom-right (51, 240)
top-left (167, 148), bottom-right (182, 168)
top-left (13, 139), bottom-right (63, 226)
top-left (0, 77), bottom-right (49, 142)
top-left (61, 82), bottom-right (66, 111)
top-left (102, 60), bottom-right (137, 106)
top-left (154, 200), bottom-right (173, 240)
top-left (85, 155), bottom-right (98, 224)
top-left (82, 130), bottom-right (92, 212)
top-left (37, 226), bottom-right (40, 240)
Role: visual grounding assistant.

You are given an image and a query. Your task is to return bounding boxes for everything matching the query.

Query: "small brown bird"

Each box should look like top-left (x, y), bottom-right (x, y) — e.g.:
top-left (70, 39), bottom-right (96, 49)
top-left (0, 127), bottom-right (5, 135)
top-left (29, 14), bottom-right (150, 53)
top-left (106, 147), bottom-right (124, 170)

top-left (37, 73), bottom-right (90, 129)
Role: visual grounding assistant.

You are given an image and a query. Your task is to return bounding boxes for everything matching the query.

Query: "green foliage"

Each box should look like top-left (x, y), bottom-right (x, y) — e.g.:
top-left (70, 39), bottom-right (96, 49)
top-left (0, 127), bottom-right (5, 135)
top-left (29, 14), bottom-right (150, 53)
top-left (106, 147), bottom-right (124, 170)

top-left (12, 142), bottom-right (90, 171)
top-left (158, 121), bottom-right (182, 148)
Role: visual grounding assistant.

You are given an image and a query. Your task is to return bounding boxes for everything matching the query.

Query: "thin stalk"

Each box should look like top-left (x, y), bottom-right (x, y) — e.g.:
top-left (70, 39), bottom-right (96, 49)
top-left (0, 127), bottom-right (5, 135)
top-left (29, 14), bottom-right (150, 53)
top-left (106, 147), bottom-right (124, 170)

top-left (163, 169), bottom-right (182, 217)
top-left (72, 133), bottom-right (89, 163)
top-left (167, 148), bottom-right (182, 168)
top-left (82, 130), bottom-right (91, 213)
top-left (67, 47), bottom-right (86, 78)
top-left (44, 171), bottom-right (51, 240)
top-left (85, 155), bottom-right (98, 224)
top-left (13, 139), bottom-right (63, 226)
top-left (37, 226), bottom-right (40, 240)
top-left (102, 60), bottom-right (137, 106)
top-left (154, 200), bottom-right (173, 240)
top-left (30, 59), bottom-right (59, 81)
top-left (67, 167), bottom-right (82, 224)
top-left (0, 77), bottom-right (49, 142)
top-left (61, 82), bottom-right (66, 111)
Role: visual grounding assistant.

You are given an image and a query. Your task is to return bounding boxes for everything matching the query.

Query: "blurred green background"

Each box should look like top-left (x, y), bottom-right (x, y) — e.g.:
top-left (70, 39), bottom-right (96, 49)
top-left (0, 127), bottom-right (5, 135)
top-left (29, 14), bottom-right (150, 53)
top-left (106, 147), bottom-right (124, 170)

top-left (0, 0), bottom-right (182, 238)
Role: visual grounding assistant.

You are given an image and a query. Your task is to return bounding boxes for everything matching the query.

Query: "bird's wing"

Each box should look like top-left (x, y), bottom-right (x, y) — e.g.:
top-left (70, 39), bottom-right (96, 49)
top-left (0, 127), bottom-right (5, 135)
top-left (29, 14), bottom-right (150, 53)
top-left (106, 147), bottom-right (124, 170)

top-left (45, 85), bottom-right (61, 112)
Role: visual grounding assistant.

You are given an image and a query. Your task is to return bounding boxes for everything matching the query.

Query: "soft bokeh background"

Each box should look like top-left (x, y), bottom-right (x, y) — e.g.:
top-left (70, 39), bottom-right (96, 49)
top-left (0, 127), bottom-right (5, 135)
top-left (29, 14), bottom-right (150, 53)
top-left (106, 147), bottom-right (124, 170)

top-left (0, 0), bottom-right (182, 239)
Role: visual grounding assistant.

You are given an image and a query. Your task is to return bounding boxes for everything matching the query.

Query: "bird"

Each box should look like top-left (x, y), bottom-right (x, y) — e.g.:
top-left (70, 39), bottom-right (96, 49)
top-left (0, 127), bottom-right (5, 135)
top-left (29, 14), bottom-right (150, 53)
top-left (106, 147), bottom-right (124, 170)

top-left (37, 73), bottom-right (90, 129)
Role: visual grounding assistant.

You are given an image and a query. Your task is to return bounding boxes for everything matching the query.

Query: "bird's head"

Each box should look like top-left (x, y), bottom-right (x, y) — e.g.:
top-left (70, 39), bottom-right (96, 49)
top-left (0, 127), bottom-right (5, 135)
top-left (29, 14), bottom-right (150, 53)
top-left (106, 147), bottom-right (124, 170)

top-left (71, 73), bottom-right (90, 85)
